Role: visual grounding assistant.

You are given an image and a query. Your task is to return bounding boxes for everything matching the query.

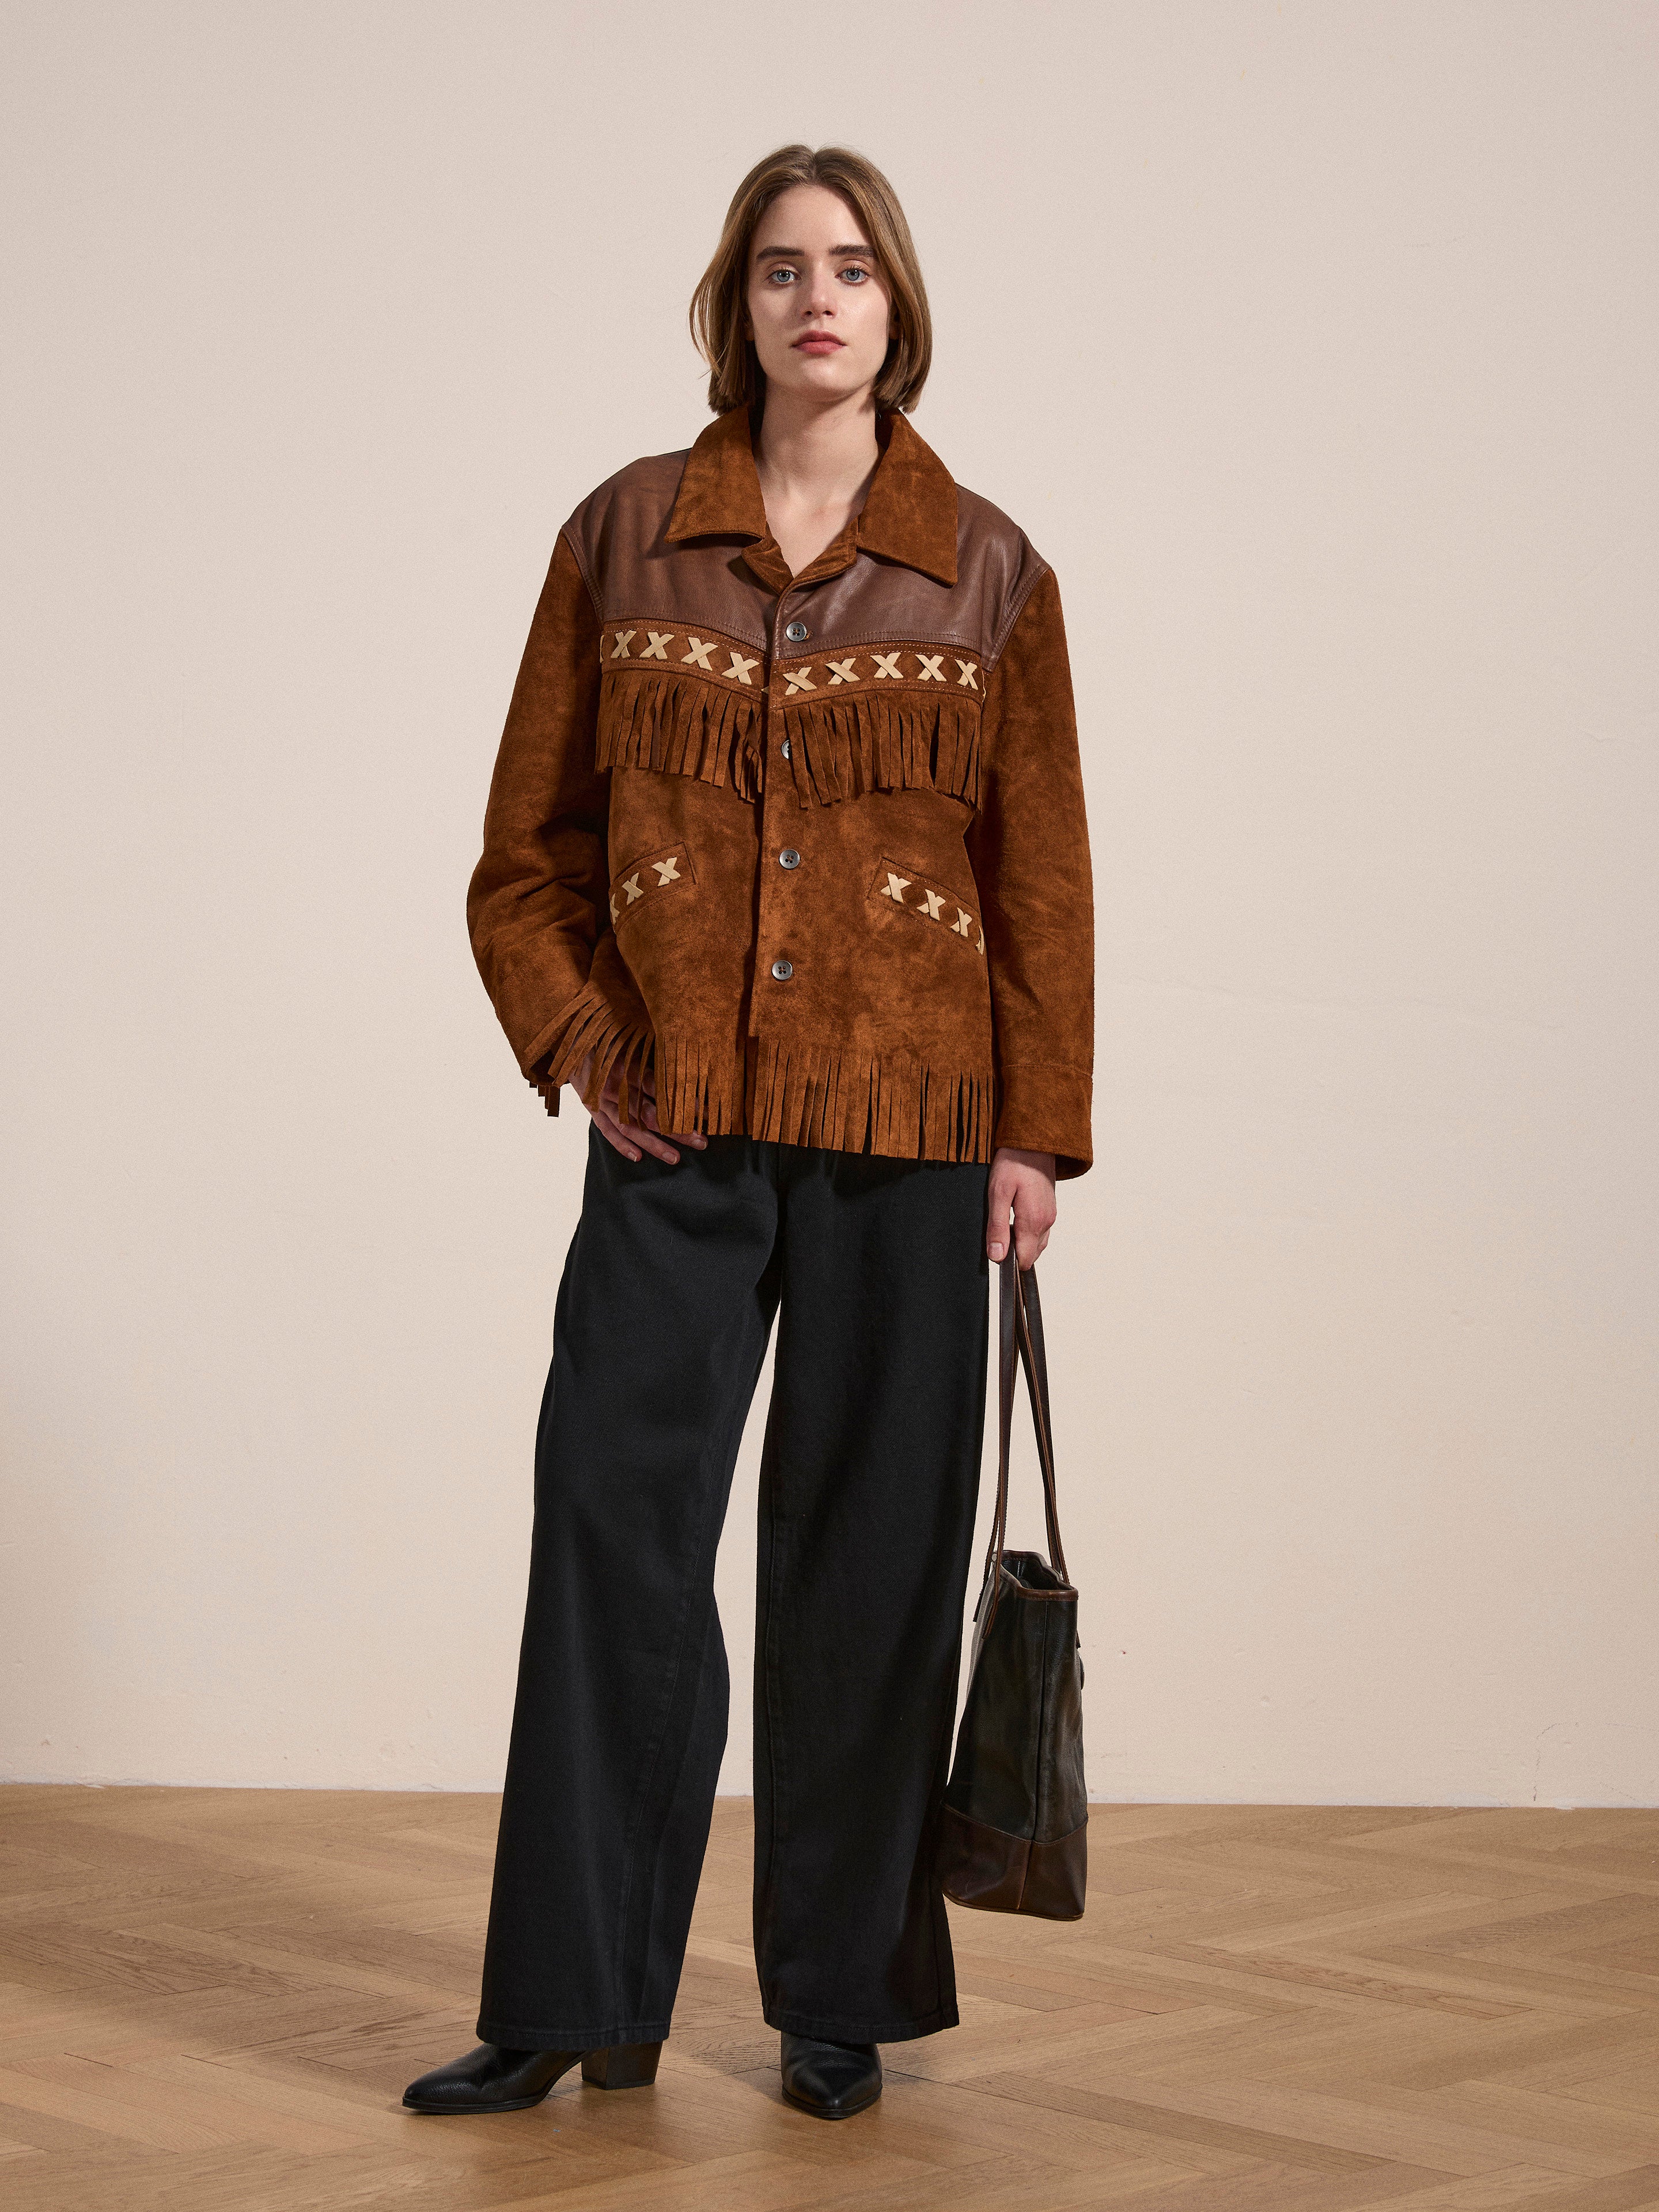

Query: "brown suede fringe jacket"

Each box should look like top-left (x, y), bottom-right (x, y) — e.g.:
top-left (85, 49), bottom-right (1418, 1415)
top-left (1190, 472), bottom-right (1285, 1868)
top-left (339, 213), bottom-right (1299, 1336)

top-left (467, 405), bottom-right (1095, 1176)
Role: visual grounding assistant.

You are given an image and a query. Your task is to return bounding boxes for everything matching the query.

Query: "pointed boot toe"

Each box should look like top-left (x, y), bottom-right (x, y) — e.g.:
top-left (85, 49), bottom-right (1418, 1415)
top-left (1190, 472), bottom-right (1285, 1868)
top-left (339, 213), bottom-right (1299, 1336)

top-left (402, 2041), bottom-right (582, 2113)
top-left (779, 2029), bottom-right (882, 2119)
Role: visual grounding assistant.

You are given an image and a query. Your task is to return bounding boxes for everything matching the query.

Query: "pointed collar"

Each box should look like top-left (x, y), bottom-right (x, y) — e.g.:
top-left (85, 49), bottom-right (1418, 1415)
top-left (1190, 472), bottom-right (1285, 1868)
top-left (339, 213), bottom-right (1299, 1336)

top-left (665, 405), bottom-right (959, 588)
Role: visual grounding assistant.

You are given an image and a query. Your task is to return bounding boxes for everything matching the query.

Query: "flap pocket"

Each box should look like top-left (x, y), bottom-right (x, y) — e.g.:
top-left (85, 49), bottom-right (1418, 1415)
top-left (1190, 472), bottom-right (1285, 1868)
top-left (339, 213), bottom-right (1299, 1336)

top-left (609, 841), bottom-right (696, 929)
top-left (869, 856), bottom-right (984, 956)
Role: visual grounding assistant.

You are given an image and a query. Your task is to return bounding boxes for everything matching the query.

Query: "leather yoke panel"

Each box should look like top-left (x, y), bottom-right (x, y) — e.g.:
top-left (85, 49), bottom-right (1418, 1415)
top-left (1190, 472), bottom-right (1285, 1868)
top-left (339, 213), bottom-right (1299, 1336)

top-left (562, 457), bottom-right (1047, 671)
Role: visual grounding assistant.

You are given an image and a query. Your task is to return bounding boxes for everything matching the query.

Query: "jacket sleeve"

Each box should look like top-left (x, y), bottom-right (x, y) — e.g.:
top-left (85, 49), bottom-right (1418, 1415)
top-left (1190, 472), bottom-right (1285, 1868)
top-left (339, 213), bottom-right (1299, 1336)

top-left (465, 529), bottom-right (650, 1118)
top-left (964, 565), bottom-right (1095, 1178)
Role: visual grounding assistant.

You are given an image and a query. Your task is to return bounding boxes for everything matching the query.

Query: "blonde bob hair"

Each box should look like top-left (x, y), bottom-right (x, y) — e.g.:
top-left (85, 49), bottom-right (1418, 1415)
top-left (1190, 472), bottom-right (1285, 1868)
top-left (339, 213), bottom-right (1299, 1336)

top-left (690, 144), bottom-right (932, 417)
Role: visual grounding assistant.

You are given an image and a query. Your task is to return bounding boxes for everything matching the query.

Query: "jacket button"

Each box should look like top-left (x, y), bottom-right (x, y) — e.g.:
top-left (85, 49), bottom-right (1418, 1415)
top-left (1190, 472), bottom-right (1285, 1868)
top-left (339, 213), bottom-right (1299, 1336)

top-left (781, 737), bottom-right (791, 759)
top-left (779, 847), bottom-right (801, 869)
top-left (771, 957), bottom-right (794, 980)
top-left (784, 620), bottom-right (809, 643)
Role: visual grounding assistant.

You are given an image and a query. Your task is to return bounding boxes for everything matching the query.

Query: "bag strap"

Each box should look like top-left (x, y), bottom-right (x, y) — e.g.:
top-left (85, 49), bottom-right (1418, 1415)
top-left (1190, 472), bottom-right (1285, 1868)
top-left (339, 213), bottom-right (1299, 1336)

top-left (979, 1253), bottom-right (1071, 1631)
top-left (1015, 1260), bottom-right (1068, 1582)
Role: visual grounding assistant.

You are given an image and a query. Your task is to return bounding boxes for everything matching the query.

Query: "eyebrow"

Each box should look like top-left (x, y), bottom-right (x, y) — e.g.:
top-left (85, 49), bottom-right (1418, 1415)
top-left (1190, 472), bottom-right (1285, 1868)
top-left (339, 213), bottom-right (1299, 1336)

top-left (755, 244), bottom-right (873, 262)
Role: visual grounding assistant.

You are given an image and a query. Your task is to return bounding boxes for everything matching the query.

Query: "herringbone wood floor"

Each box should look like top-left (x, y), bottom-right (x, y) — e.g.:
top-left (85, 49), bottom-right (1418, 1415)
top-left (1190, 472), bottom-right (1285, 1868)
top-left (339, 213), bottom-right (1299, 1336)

top-left (1, 1790), bottom-right (1657, 2210)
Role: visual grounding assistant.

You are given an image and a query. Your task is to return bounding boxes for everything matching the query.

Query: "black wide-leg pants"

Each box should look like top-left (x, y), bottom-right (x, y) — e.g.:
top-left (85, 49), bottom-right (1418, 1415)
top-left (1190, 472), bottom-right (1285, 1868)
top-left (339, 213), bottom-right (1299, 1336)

top-left (475, 1126), bottom-right (992, 2051)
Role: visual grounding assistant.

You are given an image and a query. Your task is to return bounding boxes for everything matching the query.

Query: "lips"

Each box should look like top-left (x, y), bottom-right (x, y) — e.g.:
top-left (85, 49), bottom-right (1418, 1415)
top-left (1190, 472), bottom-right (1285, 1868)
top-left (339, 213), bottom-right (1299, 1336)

top-left (793, 334), bottom-right (844, 353)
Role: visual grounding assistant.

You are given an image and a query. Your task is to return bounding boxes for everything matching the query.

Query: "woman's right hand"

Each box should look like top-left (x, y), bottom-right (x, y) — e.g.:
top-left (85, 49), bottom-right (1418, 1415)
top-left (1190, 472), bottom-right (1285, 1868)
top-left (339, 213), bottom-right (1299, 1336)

top-left (573, 1050), bottom-right (708, 1168)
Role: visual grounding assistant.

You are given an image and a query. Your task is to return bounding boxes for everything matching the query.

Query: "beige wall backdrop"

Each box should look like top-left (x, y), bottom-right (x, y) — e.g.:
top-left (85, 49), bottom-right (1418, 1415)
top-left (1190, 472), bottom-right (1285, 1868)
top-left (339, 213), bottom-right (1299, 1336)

top-left (3, 1), bottom-right (1654, 1804)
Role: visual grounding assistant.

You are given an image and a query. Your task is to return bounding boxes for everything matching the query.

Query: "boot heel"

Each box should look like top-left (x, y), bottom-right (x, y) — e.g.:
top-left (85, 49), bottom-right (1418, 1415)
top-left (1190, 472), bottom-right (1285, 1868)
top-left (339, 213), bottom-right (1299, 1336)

top-left (581, 2041), bottom-right (662, 2090)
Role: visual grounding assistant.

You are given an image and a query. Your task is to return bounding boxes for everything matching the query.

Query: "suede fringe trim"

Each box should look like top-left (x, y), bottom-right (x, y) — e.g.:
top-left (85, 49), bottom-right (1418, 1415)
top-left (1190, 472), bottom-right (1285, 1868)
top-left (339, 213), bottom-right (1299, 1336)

top-left (783, 691), bottom-right (980, 810)
top-left (595, 669), bottom-right (764, 800)
top-left (537, 982), bottom-right (654, 1127)
top-left (593, 669), bottom-right (982, 811)
top-left (650, 1033), bottom-right (994, 1164)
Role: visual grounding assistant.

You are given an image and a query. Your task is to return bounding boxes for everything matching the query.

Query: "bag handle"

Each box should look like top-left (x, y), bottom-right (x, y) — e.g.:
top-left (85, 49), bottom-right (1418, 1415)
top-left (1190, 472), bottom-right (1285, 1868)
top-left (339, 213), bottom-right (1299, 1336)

top-left (979, 1253), bottom-right (1070, 1633)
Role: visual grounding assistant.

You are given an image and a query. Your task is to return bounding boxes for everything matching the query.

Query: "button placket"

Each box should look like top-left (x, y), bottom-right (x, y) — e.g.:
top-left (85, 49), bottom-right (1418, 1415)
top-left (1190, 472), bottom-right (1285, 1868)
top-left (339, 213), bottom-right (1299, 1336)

top-left (779, 608), bottom-right (807, 758)
top-left (757, 589), bottom-right (808, 1014)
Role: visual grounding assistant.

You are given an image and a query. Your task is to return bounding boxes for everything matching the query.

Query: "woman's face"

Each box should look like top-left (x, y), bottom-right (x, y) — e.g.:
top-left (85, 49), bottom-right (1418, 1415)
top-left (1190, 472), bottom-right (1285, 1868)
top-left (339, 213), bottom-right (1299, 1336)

top-left (744, 183), bottom-right (894, 409)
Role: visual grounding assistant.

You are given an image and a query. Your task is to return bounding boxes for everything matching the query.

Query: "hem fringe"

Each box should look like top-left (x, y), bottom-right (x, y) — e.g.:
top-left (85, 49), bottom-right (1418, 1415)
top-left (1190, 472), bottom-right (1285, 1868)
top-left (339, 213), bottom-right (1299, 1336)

top-left (537, 1015), bottom-right (994, 1165)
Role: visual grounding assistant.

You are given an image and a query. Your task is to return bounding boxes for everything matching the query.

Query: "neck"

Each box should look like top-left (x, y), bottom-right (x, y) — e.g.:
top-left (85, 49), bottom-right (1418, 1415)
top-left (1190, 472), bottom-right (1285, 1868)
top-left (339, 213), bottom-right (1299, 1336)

top-left (753, 386), bottom-right (881, 504)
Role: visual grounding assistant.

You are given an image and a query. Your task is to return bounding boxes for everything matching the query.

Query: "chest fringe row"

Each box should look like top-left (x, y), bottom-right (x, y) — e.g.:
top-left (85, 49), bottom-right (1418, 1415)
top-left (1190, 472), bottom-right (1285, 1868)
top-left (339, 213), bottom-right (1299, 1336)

top-left (782, 692), bottom-right (980, 811)
top-left (595, 669), bottom-right (982, 812)
top-left (596, 668), bottom-right (765, 800)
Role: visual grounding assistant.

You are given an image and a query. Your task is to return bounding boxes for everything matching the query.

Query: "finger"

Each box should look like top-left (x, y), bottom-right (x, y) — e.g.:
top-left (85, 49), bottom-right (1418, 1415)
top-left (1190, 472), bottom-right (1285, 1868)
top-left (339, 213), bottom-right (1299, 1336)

top-left (1012, 1198), bottom-right (1056, 1271)
top-left (657, 1117), bottom-right (709, 1147)
top-left (598, 1067), bottom-right (706, 1154)
top-left (608, 1092), bottom-right (681, 1166)
top-left (630, 1123), bottom-right (683, 1165)
top-left (597, 1068), bottom-right (637, 1117)
top-left (986, 1177), bottom-right (1016, 1264)
top-left (593, 1105), bottom-right (642, 1162)
top-left (604, 1069), bottom-right (656, 1124)
top-left (628, 1077), bottom-right (707, 1151)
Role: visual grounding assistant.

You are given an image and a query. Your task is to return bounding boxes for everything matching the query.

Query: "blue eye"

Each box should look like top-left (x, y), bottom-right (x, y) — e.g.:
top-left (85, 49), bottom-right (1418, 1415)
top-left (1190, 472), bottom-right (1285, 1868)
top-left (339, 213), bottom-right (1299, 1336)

top-left (841, 266), bottom-right (870, 283)
top-left (767, 267), bottom-right (797, 285)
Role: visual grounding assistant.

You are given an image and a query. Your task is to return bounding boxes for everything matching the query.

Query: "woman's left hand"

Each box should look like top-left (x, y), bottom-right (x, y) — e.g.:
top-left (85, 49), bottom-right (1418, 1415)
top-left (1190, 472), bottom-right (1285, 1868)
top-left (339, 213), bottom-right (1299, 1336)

top-left (986, 1147), bottom-right (1057, 1269)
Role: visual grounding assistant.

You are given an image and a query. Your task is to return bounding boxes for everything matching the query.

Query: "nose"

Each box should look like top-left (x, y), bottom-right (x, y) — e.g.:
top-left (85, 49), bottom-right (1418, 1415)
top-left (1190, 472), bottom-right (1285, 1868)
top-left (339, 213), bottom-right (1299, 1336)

top-left (801, 263), bottom-right (838, 317)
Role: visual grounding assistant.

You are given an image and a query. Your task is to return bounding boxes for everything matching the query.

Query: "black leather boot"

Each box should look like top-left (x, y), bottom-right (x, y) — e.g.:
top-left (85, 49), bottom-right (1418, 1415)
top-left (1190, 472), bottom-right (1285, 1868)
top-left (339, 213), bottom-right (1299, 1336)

top-left (402, 2039), bottom-right (662, 2113)
top-left (779, 2030), bottom-right (882, 2119)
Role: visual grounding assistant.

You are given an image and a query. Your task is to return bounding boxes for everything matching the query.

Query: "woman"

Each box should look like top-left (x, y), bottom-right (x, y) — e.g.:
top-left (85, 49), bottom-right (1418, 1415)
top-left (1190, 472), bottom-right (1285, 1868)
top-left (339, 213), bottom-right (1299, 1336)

top-left (404, 143), bottom-right (1093, 2124)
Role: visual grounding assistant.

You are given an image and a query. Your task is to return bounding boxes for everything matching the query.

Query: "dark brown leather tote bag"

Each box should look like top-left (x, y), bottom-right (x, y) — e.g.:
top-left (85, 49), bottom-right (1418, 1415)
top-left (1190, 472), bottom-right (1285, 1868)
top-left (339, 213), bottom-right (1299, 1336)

top-left (936, 1254), bottom-right (1086, 1919)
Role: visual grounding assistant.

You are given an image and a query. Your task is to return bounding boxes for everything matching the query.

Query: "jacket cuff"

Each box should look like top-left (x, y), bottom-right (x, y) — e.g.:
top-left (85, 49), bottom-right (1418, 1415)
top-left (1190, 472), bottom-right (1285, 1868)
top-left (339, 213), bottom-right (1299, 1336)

top-left (991, 1062), bottom-right (1093, 1180)
top-left (529, 967), bottom-right (655, 1124)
